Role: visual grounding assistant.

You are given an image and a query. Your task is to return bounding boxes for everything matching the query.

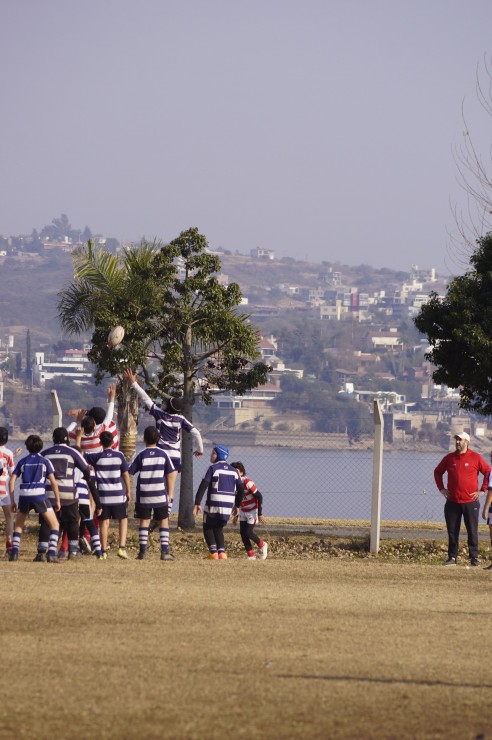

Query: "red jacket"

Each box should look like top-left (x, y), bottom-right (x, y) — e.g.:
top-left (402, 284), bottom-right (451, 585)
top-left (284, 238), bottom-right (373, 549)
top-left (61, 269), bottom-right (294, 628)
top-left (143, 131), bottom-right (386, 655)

top-left (434, 448), bottom-right (491, 504)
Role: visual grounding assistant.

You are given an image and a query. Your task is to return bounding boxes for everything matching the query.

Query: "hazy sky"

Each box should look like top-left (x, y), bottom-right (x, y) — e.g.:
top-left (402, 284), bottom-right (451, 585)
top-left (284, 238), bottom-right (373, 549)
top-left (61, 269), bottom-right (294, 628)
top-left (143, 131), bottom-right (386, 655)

top-left (2, 0), bottom-right (492, 273)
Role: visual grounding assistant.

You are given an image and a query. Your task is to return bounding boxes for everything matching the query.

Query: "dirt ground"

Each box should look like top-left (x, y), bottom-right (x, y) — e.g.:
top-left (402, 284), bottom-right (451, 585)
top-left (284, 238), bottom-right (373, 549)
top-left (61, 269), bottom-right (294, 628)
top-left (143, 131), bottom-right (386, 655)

top-left (1, 528), bottom-right (492, 740)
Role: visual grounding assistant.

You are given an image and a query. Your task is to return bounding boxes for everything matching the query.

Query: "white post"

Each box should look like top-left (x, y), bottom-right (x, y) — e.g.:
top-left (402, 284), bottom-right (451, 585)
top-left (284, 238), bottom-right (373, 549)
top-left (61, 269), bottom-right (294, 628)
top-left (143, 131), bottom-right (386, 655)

top-left (370, 399), bottom-right (384, 553)
top-left (51, 389), bottom-right (62, 429)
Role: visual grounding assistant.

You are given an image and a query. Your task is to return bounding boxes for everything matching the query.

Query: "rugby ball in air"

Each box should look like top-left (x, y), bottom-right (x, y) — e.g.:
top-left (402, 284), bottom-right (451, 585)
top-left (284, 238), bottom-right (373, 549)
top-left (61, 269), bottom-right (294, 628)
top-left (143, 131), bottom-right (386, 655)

top-left (107, 325), bottom-right (125, 348)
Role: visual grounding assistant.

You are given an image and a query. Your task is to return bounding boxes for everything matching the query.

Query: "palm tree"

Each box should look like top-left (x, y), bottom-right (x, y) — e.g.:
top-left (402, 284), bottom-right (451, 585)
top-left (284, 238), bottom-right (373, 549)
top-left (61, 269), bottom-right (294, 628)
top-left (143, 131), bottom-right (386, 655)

top-left (57, 240), bottom-right (172, 460)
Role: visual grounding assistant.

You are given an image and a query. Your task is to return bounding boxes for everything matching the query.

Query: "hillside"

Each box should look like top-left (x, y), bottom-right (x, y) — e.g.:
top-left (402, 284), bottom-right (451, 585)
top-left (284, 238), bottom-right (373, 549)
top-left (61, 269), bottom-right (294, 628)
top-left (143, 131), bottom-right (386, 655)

top-left (0, 246), bottom-right (421, 353)
top-left (0, 250), bottom-right (75, 348)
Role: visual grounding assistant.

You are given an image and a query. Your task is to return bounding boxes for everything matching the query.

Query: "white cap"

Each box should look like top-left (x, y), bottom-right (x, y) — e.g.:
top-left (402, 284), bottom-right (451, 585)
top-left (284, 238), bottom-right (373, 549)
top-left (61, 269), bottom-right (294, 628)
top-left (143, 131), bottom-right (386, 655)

top-left (454, 431), bottom-right (470, 442)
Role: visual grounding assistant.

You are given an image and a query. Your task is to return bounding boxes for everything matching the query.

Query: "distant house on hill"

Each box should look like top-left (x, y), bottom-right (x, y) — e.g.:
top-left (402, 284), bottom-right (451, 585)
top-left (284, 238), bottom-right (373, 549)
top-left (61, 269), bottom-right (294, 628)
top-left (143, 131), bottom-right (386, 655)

top-left (369, 328), bottom-right (403, 351)
top-left (250, 247), bottom-right (275, 260)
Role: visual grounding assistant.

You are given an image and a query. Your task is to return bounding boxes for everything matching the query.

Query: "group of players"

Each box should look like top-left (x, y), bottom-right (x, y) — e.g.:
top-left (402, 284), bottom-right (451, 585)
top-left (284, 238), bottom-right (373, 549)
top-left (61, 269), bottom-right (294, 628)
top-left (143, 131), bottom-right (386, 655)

top-left (0, 370), bottom-right (268, 563)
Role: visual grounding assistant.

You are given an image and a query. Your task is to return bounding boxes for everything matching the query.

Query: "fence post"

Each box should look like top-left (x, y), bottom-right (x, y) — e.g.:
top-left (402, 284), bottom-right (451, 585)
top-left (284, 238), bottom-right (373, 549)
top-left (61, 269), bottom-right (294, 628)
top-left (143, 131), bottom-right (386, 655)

top-left (51, 389), bottom-right (62, 429)
top-left (370, 399), bottom-right (383, 553)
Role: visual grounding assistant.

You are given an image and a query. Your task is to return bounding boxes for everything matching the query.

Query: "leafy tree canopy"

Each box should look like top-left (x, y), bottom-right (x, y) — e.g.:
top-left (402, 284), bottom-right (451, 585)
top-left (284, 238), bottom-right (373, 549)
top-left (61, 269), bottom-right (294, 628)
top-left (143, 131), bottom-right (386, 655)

top-left (414, 233), bottom-right (492, 414)
top-left (57, 227), bottom-right (271, 406)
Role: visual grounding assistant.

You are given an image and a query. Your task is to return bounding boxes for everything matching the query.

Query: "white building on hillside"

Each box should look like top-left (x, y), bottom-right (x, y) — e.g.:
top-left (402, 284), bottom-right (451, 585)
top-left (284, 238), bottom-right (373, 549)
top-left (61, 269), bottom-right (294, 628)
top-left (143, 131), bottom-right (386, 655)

top-left (32, 349), bottom-right (94, 386)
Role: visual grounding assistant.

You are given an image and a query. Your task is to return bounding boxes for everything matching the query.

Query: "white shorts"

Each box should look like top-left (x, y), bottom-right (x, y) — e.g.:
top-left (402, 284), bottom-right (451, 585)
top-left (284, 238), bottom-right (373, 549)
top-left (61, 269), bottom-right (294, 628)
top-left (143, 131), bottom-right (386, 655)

top-left (0, 492), bottom-right (11, 507)
top-left (239, 512), bottom-right (258, 525)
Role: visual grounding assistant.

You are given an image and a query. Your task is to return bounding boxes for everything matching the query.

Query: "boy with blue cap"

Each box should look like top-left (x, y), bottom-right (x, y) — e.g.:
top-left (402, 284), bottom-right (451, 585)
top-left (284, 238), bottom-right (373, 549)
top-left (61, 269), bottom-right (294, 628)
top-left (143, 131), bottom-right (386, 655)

top-left (193, 445), bottom-right (244, 559)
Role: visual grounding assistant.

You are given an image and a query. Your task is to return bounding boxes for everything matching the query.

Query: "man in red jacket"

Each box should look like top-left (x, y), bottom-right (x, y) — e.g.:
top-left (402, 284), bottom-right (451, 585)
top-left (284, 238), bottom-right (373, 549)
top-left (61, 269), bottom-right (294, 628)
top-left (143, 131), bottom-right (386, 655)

top-left (434, 431), bottom-right (491, 566)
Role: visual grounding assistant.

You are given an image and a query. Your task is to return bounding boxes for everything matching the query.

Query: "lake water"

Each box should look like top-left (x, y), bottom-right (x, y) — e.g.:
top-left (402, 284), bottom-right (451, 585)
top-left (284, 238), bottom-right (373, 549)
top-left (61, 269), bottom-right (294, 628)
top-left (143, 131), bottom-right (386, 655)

top-left (191, 447), bottom-right (447, 523)
top-left (9, 440), bottom-right (452, 523)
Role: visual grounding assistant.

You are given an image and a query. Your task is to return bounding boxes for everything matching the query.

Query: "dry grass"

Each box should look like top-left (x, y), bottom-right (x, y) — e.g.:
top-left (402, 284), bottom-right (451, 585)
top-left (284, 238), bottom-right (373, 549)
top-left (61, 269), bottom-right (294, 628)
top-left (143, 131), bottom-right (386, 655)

top-left (1, 529), bottom-right (492, 739)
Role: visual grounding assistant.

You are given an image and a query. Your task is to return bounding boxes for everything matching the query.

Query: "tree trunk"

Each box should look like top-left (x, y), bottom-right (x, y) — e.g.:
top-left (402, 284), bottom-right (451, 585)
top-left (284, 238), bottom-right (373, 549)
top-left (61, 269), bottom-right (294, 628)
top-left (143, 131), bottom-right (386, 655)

top-left (177, 365), bottom-right (196, 530)
top-left (116, 379), bottom-right (139, 462)
top-left (178, 429), bottom-right (195, 529)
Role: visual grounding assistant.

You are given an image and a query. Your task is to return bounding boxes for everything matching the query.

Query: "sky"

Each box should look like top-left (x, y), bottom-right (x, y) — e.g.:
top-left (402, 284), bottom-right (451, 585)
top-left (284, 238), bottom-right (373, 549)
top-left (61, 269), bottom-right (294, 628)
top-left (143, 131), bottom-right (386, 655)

top-left (1, 0), bottom-right (492, 274)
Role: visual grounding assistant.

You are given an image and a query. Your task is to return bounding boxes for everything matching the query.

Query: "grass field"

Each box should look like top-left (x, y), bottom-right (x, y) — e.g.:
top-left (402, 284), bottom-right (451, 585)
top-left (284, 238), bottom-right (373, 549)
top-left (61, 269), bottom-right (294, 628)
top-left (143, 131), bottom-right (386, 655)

top-left (1, 528), bottom-right (492, 740)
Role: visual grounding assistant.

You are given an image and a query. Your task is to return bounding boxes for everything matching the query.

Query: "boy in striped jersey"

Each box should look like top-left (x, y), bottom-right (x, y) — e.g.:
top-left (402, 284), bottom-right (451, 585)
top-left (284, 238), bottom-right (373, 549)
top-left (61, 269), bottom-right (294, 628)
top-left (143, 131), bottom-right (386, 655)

top-left (36, 427), bottom-right (101, 561)
top-left (84, 431), bottom-right (131, 559)
top-left (193, 445), bottom-right (244, 560)
top-left (124, 369), bottom-right (203, 518)
top-left (0, 427), bottom-right (21, 557)
top-left (73, 461), bottom-right (102, 557)
top-left (8, 435), bottom-right (61, 562)
top-left (67, 384), bottom-right (119, 452)
top-left (231, 462), bottom-right (268, 560)
top-left (129, 426), bottom-right (176, 560)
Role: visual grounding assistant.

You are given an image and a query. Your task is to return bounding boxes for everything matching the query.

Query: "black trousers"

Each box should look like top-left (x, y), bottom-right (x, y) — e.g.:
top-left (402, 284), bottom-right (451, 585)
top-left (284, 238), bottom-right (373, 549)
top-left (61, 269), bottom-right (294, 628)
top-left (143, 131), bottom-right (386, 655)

top-left (203, 514), bottom-right (225, 551)
top-left (39, 501), bottom-right (79, 545)
top-left (79, 504), bottom-right (98, 538)
top-left (444, 499), bottom-right (480, 560)
top-left (240, 520), bottom-right (261, 551)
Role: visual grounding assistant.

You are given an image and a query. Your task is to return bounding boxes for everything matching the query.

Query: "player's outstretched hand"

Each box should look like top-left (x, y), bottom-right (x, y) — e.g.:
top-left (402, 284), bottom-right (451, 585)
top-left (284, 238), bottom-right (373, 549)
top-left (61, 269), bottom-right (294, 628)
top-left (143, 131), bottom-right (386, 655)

top-left (123, 368), bottom-right (137, 384)
top-left (66, 408), bottom-right (84, 418)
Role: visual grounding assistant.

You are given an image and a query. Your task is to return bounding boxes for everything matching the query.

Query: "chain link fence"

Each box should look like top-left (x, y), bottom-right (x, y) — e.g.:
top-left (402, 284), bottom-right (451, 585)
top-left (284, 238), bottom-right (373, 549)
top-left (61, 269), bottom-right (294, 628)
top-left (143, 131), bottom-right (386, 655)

top-left (192, 423), bottom-right (458, 525)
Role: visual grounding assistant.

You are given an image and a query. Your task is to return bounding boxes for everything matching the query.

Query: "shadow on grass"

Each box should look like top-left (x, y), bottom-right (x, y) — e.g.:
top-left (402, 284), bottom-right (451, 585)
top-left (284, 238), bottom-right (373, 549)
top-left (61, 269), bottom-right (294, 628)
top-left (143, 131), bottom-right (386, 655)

top-left (275, 673), bottom-right (492, 689)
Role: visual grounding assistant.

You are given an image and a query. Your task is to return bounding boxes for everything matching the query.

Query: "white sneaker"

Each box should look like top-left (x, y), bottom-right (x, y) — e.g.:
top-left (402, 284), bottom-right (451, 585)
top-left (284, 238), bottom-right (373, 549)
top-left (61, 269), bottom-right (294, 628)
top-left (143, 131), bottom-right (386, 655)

top-left (247, 555), bottom-right (256, 560)
top-left (259, 542), bottom-right (268, 560)
top-left (79, 537), bottom-right (91, 555)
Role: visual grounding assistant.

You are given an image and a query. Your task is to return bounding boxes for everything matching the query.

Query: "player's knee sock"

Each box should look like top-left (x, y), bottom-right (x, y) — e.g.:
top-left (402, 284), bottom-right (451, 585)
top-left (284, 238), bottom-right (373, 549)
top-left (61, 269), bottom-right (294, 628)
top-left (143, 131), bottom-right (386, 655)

top-left (48, 530), bottom-right (59, 557)
top-left (139, 526), bottom-right (149, 554)
top-left (246, 532), bottom-right (261, 547)
top-left (69, 539), bottom-right (78, 554)
top-left (90, 531), bottom-right (102, 555)
top-left (38, 540), bottom-right (49, 554)
top-left (85, 520), bottom-right (101, 555)
top-left (159, 527), bottom-right (170, 554)
top-left (12, 531), bottom-right (21, 554)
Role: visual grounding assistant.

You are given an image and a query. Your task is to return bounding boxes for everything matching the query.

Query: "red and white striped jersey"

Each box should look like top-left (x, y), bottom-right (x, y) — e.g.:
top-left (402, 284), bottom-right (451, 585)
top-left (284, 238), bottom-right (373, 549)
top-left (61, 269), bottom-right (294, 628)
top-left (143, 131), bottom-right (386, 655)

top-left (0, 446), bottom-right (15, 499)
top-left (240, 476), bottom-right (259, 513)
top-left (69, 420), bottom-right (119, 453)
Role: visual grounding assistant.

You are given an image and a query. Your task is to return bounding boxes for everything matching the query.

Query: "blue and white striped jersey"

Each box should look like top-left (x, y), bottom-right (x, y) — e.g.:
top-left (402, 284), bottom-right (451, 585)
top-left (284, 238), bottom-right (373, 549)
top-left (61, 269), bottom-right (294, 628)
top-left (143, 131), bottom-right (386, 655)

top-left (74, 467), bottom-right (96, 504)
top-left (42, 444), bottom-right (91, 505)
top-left (13, 453), bottom-right (54, 500)
top-left (149, 407), bottom-right (196, 460)
top-left (128, 446), bottom-right (175, 507)
top-left (132, 382), bottom-right (203, 463)
top-left (85, 449), bottom-right (129, 506)
top-left (202, 462), bottom-right (243, 520)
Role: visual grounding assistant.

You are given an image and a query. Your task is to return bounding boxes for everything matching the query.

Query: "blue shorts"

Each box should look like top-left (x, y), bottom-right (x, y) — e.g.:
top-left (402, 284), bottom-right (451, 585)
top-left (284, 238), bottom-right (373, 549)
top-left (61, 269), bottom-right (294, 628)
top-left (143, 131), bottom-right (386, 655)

top-left (18, 496), bottom-right (52, 515)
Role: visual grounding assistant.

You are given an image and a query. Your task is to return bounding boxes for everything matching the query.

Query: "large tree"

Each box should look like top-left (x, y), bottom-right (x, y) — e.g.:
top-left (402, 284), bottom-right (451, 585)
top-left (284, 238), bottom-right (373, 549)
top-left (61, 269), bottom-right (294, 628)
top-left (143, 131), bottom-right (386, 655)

top-left (414, 233), bottom-right (492, 414)
top-left (57, 227), bottom-right (270, 528)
